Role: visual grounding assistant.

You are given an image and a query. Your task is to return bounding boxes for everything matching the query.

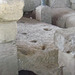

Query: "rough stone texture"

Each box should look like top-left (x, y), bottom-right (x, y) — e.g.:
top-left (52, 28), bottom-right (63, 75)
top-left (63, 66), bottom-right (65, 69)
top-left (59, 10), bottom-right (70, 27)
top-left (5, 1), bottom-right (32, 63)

top-left (23, 0), bottom-right (41, 11)
top-left (70, 0), bottom-right (75, 9)
top-left (0, 0), bottom-right (24, 75)
top-left (36, 5), bottom-right (51, 24)
top-left (0, 0), bottom-right (24, 22)
top-left (58, 50), bottom-right (75, 75)
top-left (49, 0), bottom-right (71, 8)
top-left (0, 42), bottom-right (18, 75)
top-left (66, 16), bottom-right (75, 27)
top-left (0, 22), bottom-right (17, 43)
top-left (55, 27), bottom-right (75, 52)
top-left (51, 8), bottom-right (75, 28)
top-left (17, 18), bottom-right (60, 75)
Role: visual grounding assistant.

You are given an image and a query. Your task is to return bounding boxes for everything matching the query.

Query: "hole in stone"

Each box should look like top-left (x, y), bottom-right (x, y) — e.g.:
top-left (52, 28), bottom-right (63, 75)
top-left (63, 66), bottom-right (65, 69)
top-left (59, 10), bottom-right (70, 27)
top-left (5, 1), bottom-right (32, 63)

top-left (19, 70), bottom-right (37, 75)
top-left (30, 40), bottom-right (37, 43)
top-left (22, 33), bottom-right (27, 35)
top-left (42, 45), bottom-right (46, 50)
top-left (66, 51), bottom-right (71, 53)
top-left (44, 28), bottom-right (52, 31)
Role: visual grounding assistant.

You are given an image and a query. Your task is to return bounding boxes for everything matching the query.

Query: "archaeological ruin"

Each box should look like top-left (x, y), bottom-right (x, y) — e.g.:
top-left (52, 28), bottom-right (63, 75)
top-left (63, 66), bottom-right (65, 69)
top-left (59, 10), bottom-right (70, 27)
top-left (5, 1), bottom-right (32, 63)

top-left (0, 0), bottom-right (75, 75)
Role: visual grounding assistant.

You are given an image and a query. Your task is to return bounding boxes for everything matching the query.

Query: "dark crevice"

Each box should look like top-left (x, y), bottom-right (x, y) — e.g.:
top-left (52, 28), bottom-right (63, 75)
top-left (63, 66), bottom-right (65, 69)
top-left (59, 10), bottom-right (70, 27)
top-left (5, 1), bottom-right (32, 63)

top-left (30, 40), bottom-right (37, 43)
top-left (19, 70), bottom-right (37, 75)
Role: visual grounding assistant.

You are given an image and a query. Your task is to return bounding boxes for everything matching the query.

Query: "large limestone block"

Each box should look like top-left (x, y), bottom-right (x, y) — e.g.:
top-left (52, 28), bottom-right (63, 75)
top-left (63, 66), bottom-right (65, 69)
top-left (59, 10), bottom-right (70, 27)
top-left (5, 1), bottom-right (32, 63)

top-left (58, 50), bottom-right (75, 75)
top-left (49, 0), bottom-right (70, 8)
top-left (24, 0), bottom-right (41, 11)
top-left (0, 22), bottom-right (17, 43)
top-left (36, 5), bottom-right (51, 24)
top-left (17, 18), bottom-right (60, 75)
top-left (0, 42), bottom-right (18, 75)
top-left (0, 0), bottom-right (24, 21)
top-left (55, 27), bottom-right (75, 52)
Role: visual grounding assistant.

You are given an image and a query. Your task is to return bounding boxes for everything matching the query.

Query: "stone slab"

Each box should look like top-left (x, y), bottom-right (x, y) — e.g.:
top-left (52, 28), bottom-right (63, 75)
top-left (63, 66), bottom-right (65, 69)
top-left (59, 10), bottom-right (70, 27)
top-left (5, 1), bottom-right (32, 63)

top-left (55, 27), bottom-right (75, 52)
top-left (17, 18), bottom-right (60, 75)
top-left (0, 42), bottom-right (18, 75)
top-left (58, 50), bottom-right (75, 75)
top-left (0, 22), bottom-right (17, 43)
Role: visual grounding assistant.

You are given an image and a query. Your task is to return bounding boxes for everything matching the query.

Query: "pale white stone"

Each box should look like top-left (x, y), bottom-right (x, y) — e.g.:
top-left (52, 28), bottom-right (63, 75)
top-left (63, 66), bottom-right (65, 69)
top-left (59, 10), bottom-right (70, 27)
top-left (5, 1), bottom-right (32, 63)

top-left (55, 27), bottom-right (75, 52)
top-left (36, 5), bottom-right (51, 24)
top-left (0, 22), bottom-right (17, 43)
top-left (58, 50), bottom-right (75, 75)
top-left (0, 0), bottom-right (24, 21)
top-left (0, 42), bottom-right (18, 75)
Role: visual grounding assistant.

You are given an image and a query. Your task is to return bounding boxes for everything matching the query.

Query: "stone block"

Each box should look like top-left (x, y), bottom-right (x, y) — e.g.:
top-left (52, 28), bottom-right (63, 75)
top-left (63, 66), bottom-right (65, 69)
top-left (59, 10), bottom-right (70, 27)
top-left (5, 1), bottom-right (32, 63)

top-left (58, 50), bottom-right (75, 75)
top-left (24, 0), bottom-right (41, 11)
top-left (0, 22), bottom-right (17, 43)
top-left (36, 5), bottom-right (51, 24)
top-left (0, 0), bottom-right (24, 22)
top-left (71, 3), bottom-right (75, 10)
top-left (55, 27), bottom-right (75, 52)
top-left (0, 42), bottom-right (18, 75)
top-left (66, 16), bottom-right (75, 27)
top-left (51, 8), bottom-right (75, 28)
top-left (49, 0), bottom-right (70, 8)
top-left (17, 20), bottom-right (60, 75)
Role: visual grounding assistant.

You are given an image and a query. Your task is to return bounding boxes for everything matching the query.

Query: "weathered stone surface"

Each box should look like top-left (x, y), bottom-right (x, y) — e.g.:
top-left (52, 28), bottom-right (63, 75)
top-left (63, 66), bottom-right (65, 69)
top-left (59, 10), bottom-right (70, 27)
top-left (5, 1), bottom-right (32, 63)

top-left (71, 3), bottom-right (75, 9)
top-left (0, 42), bottom-right (18, 75)
top-left (49, 0), bottom-right (71, 8)
top-left (17, 18), bottom-right (60, 75)
top-left (0, 0), bottom-right (24, 21)
top-left (36, 5), bottom-right (51, 24)
top-left (0, 22), bottom-right (17, 43)
top-left (24, 0), bottom-right (41, 11)
top-left (66, 16), bottom-right (75, 27)
top-left (55, 27), bottom-right (75, 52)
top-left (58, 50), bottom-right (75, 75)
top-left (51, 8), bottom-right (75, 28)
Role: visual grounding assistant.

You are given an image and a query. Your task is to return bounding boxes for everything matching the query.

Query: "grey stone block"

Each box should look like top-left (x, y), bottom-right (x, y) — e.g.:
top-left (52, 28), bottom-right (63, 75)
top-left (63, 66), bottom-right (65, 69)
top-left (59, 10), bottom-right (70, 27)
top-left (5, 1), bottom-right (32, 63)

top-left (36, 5), bottom-right (51, 24)
top-left (0, 42), bottom-right (18, 75)
top-left (55, 27), bottom-right (75, 52)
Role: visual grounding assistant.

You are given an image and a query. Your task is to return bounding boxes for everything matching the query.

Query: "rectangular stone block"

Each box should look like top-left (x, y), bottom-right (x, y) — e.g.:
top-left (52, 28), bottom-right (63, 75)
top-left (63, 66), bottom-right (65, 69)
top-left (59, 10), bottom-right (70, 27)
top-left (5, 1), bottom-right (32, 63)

top-left (71, 3), bottom-right (75, 9)
top-left (36, 6), bottom-right (51, 24)
top-left (0, 42), bottom-right (18, 75)
top-left (0, 22), bottom-right (17, 43)
top-left (54, 27), bottom-right (75, 52)
top-left (58, 50), bottom-right (75, 75)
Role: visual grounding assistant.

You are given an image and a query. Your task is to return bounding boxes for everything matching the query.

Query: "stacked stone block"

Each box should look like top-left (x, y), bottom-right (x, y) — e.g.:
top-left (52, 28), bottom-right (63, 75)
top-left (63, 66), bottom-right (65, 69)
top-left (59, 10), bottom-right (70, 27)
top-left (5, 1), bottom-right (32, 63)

top-left (36, 5), bottom-right (51, 24)
top-left (0, 0), bottom-right (24, 75)
top-left (55, 27), bottom-right (75, 75)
